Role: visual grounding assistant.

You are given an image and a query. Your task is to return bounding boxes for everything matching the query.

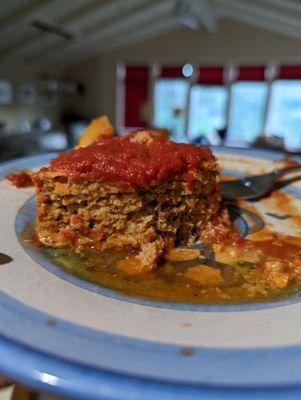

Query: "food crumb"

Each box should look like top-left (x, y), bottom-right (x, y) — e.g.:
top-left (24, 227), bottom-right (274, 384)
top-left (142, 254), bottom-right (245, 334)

top-left (180, 347), bottom-right (196, 356)
top-left (6, 170), bottom-right (33, 188)
top-left (181, 322), bottom-right (192, 328)
top-left (46, 318), bottom-right (57, 326)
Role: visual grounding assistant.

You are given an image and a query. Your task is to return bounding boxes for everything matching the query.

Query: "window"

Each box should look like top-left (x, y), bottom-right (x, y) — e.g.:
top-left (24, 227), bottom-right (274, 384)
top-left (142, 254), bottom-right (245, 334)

top-left (188, 85), bottom-right (227, 141)
top-left (227, 82), bottom-right (269, 143)
top-left (266, 80), bottom-right (301, 150)
top-left (154, 78), bottom-right (189, 142)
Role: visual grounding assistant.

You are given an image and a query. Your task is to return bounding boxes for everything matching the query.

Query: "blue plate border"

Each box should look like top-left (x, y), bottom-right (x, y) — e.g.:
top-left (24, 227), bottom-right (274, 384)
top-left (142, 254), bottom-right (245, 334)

top-left (1, 289), bottom-right (301, 399)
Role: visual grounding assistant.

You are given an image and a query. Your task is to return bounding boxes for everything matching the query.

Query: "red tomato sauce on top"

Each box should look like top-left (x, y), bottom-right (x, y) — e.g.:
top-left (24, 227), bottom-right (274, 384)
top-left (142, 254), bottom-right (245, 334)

top-left (50, 135), bottom-right (214, 188)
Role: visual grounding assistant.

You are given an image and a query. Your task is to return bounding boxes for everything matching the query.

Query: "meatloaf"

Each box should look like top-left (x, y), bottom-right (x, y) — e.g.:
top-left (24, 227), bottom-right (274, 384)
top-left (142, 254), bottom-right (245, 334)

top-left (33, 131), bottom-right (230, 270)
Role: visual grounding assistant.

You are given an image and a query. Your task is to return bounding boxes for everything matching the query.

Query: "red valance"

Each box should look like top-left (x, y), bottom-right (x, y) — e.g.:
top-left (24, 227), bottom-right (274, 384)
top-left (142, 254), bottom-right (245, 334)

top-left (197, 66), bottom-right (224, 85)
top-left (237, 66), bottom-right (266, 81)
top-left (278, 65), bottom-right (301, 80)
top-left (125, 65), bottom-right (149, 82)
top-left (160, 66), bottom-right (184, 78)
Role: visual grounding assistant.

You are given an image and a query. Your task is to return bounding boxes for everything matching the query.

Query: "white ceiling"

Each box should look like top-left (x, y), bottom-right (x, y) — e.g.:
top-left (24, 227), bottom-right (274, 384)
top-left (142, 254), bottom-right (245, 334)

top-left (1, 0), bottom-right (301, 70)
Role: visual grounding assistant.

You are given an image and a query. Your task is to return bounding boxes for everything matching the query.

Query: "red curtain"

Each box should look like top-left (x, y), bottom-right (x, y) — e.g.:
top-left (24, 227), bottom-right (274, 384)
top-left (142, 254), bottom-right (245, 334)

top-left (237, 66), bottom-right (266, 81)
top-left (278, 65), bottom-right (301, 79)
top-left (124, 65), bottom-right (149, 128)
top-left (197, 66), bottom-right (224, 85)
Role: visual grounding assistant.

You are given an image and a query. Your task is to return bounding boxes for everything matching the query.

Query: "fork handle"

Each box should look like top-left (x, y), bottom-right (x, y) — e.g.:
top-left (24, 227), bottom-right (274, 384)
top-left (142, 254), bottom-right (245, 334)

top-left (275, 164), bottom-right (301, 177)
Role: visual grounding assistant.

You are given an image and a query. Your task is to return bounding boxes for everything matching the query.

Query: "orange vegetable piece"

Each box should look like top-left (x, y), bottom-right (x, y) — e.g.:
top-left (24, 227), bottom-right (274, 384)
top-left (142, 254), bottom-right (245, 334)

top-left (76, 115), bottom-right (114, 148)
top-left (116, 256), bottom-right (149, 275)
top-left (185, 265), bottom-right (224, 286)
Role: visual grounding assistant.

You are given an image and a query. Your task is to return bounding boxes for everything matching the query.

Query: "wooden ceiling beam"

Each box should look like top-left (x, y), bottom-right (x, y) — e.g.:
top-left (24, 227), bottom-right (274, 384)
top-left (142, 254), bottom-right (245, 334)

top-left (260, 0), bottom-right (301, 14)
top-left (0, 0), bottom-right (50, 30)
top-left (60, 16), bottom-right (180, 68)
top-left (0, 0), bottom-right (53, 49)
top-left (10, 0), bottom-right (150, 58)
top-left (0, 0), bottom-right (97, 53)
top-left (216, 1), bottom-right (301, 40)
top-left (214, 0), bottom-right (301, 30)
top-left (30, 0), bottom-right (175, 66)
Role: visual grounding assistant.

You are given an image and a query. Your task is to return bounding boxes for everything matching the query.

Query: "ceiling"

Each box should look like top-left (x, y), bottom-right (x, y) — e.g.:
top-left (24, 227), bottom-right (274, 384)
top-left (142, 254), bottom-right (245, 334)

top-left (1, 0), bottom-right (301, 70)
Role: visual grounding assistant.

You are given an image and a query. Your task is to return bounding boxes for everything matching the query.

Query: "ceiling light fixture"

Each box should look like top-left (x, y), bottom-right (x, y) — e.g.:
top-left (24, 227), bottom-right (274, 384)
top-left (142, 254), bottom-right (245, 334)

top-left (31, 20), bottom-right (74, 41)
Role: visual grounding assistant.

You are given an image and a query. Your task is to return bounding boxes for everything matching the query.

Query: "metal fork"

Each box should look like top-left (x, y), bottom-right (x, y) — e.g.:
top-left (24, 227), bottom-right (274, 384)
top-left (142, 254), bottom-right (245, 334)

top-left (221, 164), bottom-right (301, 200)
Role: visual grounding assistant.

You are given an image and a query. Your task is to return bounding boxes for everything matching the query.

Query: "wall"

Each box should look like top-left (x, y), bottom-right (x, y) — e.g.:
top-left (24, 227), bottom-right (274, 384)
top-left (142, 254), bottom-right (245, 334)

top-left (0, 63), bottom-right (63, 133)
top-left (0, 102), bottom-right (61, 133)
top-left (62, 56), bottom-right (102, 120)
top-left (64, 19), bottom-right (301, 127)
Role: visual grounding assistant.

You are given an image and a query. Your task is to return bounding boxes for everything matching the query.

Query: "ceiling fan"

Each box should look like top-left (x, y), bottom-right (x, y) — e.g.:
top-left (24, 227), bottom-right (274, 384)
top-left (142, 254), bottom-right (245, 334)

top-left (174, 0), bottom-right (217, 32)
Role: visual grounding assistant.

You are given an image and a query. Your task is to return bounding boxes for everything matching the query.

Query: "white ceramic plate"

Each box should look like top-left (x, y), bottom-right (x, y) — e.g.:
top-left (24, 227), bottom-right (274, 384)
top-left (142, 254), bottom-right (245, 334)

top-left (1, 148), bottom-right (301, 400)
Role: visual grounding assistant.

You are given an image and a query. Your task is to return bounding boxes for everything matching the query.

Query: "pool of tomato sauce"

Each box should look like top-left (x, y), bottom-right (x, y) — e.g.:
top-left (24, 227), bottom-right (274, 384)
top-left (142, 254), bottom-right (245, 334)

top-left (20, 196), bottom-right (301, 304)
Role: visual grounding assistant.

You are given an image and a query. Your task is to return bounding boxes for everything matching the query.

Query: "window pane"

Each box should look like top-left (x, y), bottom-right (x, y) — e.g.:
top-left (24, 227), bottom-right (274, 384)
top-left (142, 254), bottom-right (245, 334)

top-left (154, 78), bottom-right (189, 141)
top-left (228, 82), bottom-right (268, 143)
top-left (266, 80), bottom-right (301, 149)
top-left (188, 85), bottom-right (227, 141)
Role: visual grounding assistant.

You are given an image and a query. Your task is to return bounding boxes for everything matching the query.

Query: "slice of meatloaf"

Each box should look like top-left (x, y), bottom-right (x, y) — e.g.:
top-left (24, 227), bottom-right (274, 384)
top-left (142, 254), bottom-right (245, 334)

top-left (33, 131), bottom-right (230, 270)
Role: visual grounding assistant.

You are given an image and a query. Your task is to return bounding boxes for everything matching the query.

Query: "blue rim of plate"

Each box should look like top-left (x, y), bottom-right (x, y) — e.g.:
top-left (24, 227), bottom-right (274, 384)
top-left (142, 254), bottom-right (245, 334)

top-left (2, 149), bottom-right (301, 399)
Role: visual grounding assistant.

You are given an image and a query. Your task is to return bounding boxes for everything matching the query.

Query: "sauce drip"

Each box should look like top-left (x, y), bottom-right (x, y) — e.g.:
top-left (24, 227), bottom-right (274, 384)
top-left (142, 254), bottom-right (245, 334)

top-left (50, 135), bottom-right (213, 188)
top-left (6, 171), bottom-right (33, 188)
